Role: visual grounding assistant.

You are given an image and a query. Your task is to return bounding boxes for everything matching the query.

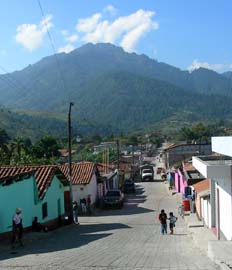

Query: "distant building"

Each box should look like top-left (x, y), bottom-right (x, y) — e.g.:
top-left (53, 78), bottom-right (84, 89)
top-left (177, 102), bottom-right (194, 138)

top-left (163, 143), bottom-right (212, 169)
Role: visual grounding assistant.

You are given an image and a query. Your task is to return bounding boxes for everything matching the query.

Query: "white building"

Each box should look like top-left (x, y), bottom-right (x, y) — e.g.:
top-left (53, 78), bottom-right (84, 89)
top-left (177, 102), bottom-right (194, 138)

top-left (193, 137), bottom-right (232, 240)
top-left (59, 162), bottom-right (99, 206)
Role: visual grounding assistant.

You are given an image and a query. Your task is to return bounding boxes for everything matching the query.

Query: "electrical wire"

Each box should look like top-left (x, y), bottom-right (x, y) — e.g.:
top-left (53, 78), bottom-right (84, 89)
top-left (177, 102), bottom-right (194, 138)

top-left (37, 0), bottom-right (68, 96)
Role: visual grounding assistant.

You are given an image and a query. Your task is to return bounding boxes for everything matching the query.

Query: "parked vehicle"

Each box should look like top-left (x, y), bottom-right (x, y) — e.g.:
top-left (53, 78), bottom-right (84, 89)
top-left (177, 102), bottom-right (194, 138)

top-left (140, 164), bottom-right (154, 181)
top-left (124, 179), bottom-right (135, 193)
top-left (102, 189), bottom-right (124, 208)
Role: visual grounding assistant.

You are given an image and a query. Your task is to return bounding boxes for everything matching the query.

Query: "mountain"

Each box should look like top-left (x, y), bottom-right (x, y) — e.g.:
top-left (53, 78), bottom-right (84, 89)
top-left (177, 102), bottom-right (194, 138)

top-left (223, 71), bottom-right (232, 80)
top-left (0, 43), bottom-right (232, 135)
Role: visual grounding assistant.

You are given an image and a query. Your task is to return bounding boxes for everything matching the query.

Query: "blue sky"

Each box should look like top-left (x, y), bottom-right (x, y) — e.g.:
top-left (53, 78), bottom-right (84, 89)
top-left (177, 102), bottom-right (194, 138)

top-left (0, 0), bottom-right (231, 74)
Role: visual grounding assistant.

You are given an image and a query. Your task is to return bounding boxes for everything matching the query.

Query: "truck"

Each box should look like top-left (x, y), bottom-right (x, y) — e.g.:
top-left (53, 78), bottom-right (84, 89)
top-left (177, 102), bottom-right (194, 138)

top-left (140, 164), bottom-right (154, 181)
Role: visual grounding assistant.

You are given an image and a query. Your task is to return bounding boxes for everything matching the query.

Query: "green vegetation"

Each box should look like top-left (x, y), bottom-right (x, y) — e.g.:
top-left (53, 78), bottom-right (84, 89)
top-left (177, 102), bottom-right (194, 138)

top-left (0, 43), bottom-right (232, 140)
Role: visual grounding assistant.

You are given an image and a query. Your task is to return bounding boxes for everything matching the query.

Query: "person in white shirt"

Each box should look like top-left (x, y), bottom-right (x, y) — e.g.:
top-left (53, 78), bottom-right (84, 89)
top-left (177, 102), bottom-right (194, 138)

top-left (11, 208), bottom-right (23, 248)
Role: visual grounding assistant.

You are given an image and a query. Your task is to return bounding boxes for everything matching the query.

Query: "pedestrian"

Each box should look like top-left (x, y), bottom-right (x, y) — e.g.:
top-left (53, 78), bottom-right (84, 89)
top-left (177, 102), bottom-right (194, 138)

top-left (87, 195), bottom-right (92, 215)
top-left (168, 212), bottom-right (178, 234)
top-left (11, 208), bottom-right (23, 248)
top-left (158, 209), bottom-right (167, 235)
top-left (73, 201), bottom-right (79, 224)
top-left (81, 198), bottom-right (87, 214)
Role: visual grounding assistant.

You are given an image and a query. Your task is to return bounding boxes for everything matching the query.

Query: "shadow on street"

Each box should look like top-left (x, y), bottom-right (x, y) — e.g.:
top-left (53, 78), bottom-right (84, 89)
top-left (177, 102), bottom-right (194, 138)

top-left (94, 184), bottom-right (153, 216)
top-left (0, 222), bottom-right (131, 260)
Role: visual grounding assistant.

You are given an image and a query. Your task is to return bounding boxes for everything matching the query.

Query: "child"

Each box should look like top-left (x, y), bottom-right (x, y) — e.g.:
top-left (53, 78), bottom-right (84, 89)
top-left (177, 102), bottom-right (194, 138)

top-left (158, 209), bottom-right (167, 235)
top-left (168, 212), bottom-right (177, 234)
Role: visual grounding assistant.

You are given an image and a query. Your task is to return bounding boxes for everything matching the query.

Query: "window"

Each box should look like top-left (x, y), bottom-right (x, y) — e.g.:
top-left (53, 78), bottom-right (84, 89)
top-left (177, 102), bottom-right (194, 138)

top-left (42, 202), bottom-right (48, 219)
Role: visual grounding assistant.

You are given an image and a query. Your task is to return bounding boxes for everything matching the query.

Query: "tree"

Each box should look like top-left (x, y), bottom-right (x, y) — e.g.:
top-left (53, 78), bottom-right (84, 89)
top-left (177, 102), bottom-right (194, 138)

top-left (0, 129), bottom-right (10, 165)
top-left (9, 137), bottom-right (33, 164)
top-left (33, 136), bottom-right (60, 159)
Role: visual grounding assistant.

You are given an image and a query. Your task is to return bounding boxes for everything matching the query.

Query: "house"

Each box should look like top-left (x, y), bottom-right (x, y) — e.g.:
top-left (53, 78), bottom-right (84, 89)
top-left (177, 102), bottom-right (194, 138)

top-left (0, 165), bottom-right (69, 237)
top-left (193, 136), bottom-right (232, 240)
top-left (59, 162), bottom-right (100, 206)
top-left (163, 143), bottom-right (212, 169)
top-left (174, 161), bottom-right (205, 196)
top-left (192, 179), bottom-right (210, 226)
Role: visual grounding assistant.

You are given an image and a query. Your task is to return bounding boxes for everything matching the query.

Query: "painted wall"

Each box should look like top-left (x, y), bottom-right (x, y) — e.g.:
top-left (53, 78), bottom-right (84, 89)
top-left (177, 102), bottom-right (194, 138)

top-left (0, 176), bottom-right (35, 233)
top-left (0, 175), bottom-right (66, 233)
top-left (217, 182), bottom-right (232, 240)
top-left (72, 174), bottom-right (97, 205)
top-left (34, 176), bottom-right (65, 224)
top-left (212, 137), bottom-right (232, 157)
top-left (175, 169), bottom-right (187, 195)
top-left (201, 197), bottom-right (211, 228)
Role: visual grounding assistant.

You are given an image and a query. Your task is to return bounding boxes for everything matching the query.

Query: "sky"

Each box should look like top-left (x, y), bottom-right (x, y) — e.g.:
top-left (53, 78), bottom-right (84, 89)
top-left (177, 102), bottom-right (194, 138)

top-left (0, 0), bottom-right (232, 74)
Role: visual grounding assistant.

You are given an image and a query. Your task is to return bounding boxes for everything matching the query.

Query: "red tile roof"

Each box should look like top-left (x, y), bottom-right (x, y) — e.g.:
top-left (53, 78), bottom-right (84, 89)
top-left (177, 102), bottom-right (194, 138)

top-left (0, 165), bottom-right (68, 199)
top-left (59, 162), bottom-right (96, 185)
top-left (192, 179), bottom-right (209, 193)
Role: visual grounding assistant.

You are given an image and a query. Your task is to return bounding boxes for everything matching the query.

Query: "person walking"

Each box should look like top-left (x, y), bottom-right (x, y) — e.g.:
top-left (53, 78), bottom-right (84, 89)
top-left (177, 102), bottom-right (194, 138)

top-left (158, 209), bottom-right (167, 235)
top-left (11, 208), bottom-right (23, 248)
top-left (168, 212), bottom-right (178, 234)
top-left (87, 195), bottom-right (92, 215)
top-left (73, 201), bottom-right (79, 224)
top-left (80, 198), bottom-right (87, 214)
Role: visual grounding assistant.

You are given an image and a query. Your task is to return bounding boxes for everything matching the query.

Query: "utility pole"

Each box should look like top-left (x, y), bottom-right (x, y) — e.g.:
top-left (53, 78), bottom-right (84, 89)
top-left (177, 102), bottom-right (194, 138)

top-left (116, 139), bottom-right (120, 170)
top-left (68, 102), bottom-right (74, 222)
top-left (132, 145), bottom-right (135, 180)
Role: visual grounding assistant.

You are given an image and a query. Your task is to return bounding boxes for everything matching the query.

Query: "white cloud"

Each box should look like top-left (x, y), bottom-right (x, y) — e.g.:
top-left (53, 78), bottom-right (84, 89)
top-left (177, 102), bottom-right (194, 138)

top-left (58, 44), bottom-right (75, 53)
top-left (15, 14), bottom-right (53, 51)
top-left (76, 13), bottom-right (102, 32)
top-left (76, 9), bottom-right (158, 53)
top-left (65, 34), bottom-right (78, 43)
top-left (103, 5), bottom-right (117, 16)
top-left (61, 29), bottom-right (69, 36)
top-left (188, 59), bottom-right (232, 72)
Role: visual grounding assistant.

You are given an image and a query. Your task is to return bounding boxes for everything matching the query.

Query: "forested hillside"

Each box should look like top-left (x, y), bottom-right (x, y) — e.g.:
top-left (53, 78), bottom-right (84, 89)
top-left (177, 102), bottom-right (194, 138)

top-left (0, 43), bottom-right (232, 135)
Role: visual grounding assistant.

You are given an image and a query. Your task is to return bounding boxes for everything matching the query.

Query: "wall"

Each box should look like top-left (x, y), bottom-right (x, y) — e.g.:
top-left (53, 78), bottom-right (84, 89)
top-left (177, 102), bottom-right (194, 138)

top-left (72, 174), bottom-right (97, 205)
top-left (216, 180), bottom-right (232, 240)
top-left (166, 144), bottom-right (212, 168)
top-left (35, 176), bottom-right (65, 224)
top-left (0, 176), bottom-right (35, 233)
top-left (201, 197), bottom-right (211, 228)
top-left (0, 176), bottom-right (66, 233)
top-left (212, 137), bottom-right (232, 157)
top-left (176, 169), bottom-right (187, 195)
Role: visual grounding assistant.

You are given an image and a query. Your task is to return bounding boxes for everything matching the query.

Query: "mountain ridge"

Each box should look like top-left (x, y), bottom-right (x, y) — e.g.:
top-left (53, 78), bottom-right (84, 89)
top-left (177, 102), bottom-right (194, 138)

top-left (0, 43), bottom-right (232, 135)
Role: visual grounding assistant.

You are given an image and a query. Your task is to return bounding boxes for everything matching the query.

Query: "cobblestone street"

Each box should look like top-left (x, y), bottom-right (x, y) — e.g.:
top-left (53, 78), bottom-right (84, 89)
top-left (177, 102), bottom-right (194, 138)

top-left (0, 181), bottom-right (220, 270)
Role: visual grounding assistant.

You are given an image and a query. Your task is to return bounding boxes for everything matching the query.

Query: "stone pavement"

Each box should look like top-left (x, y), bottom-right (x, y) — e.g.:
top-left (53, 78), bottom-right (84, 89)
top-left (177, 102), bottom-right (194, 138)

top-left (0, 181), bottom-right (221, 270)
top-left (165, 182), bottom-right (232, 270)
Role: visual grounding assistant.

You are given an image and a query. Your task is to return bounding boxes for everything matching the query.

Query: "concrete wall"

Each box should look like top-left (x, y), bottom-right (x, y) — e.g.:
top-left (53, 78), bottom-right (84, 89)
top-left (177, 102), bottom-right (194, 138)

top-left (166, 144), bottom-right (212, 168)
top-left (72, 174), bottom-right (97, 205)
top-left (216, 181), bottom-right (232, 240)
top-left (212, 137), bottom-right (232, 156)
top-left (201, 197), bottom-right (211, 228)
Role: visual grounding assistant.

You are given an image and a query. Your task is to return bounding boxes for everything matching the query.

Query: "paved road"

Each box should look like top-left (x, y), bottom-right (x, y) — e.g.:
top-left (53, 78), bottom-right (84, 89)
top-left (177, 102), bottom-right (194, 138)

top-left (0, 182), bottom-right (219, 270)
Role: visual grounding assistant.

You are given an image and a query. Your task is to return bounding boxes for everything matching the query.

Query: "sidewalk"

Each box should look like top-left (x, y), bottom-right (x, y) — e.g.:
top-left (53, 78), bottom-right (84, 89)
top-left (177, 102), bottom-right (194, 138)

top-left (166, 183), bottom-right (232, 270)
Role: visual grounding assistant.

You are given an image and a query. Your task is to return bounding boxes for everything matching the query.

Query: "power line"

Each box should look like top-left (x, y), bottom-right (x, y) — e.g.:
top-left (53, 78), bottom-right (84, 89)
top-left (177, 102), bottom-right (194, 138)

top-left (37, 0), bottom-right (68, 95)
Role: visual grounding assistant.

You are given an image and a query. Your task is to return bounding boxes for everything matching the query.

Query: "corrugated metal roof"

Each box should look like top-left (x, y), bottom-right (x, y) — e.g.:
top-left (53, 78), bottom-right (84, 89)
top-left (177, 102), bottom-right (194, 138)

top-left (0, 165), bottom-right (68, 199)
top-left (59, 162), bottom-right (95, 185)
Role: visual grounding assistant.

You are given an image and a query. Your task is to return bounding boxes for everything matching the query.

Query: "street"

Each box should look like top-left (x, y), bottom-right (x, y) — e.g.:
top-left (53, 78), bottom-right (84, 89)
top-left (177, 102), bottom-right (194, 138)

top-left (0, 181), bottom-right (219, 270)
